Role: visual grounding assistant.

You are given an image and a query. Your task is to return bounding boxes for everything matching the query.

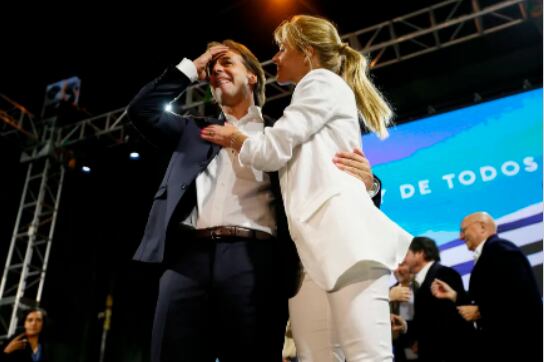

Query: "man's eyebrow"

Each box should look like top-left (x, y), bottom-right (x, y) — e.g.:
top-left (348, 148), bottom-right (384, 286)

top-left (207, 54), bottom-right (235, 74)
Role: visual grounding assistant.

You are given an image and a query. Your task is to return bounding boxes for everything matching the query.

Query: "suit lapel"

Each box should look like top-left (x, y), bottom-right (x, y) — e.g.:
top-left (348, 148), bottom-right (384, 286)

top-left (422, 262), bottom-right (439, 290)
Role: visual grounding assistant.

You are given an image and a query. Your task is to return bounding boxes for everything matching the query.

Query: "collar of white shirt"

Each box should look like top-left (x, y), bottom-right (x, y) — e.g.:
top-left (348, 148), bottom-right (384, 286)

top-left (415, 260), bottom-right (435, 287)
top-left (473, 239), bottom-right (487, 263)
top-left (223, 105), bottom-right (263, 125)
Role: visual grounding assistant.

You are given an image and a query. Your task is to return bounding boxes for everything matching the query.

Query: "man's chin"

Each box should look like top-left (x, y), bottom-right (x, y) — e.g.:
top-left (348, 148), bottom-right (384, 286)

top-left (213, 90), bottom-right (238, 107)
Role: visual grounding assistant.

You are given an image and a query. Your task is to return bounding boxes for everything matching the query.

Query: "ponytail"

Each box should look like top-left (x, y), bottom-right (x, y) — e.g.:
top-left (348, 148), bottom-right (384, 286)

top-left (341, 46), bottom-right (392, 139)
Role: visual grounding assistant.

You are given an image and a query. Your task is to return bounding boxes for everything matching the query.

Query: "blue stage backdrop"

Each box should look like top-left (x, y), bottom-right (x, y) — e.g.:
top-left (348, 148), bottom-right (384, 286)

top-left (363, 88), bottom-right (543, 286)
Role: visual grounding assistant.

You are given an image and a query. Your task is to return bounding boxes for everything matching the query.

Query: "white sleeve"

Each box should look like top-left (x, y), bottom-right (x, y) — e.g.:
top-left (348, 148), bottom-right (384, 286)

top-left (175, 58), bottom-right (198, 82)
top-left (239, 71), bottom-right (336, 171)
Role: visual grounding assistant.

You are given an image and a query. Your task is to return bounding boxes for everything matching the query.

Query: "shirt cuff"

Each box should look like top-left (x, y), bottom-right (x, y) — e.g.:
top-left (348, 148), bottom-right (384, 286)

top-left (175, 58), bottom-right (198, 82)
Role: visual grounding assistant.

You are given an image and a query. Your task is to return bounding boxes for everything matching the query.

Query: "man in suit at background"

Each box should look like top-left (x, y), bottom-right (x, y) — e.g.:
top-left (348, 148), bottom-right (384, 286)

top-left (432, 211), bottom-right (543, 362)
top-left (403, 236), bottom-right (476, 362)
top-left (127, 40), bottom-right (380, 362)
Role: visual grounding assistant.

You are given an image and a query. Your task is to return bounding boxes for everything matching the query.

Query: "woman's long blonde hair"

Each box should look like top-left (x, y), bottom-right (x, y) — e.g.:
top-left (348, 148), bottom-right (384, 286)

top-left (274, 15), bottom-right (392, 138)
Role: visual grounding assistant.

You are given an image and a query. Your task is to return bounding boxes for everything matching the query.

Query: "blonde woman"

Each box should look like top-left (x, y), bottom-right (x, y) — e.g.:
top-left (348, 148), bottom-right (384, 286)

top-left (202, 15), bottom-right (412, 361)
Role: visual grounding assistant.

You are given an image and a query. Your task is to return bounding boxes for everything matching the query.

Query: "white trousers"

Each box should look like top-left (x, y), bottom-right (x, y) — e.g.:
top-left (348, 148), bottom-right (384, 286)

top-left (289, 270), bottom-right (393, 362)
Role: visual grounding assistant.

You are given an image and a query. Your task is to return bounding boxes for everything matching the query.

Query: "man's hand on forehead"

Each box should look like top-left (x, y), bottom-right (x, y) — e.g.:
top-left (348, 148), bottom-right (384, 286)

top-left (208, 45), bottom-right (230, 59)
top-left (193, 45), bottom-right (229, 81)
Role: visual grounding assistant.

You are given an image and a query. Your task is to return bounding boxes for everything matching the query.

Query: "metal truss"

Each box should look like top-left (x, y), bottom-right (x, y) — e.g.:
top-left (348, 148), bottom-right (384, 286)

top-left (0, 157), bottom-right (64, 339)
top-left (344, 0), bottom-right (528, 69)
top-left (0, 0), bottom-right (531, 341)
top-left (0, 94), bottom-right (39, 142)
top-left (9, 0), bottom-right (529, 151)
top-left (180, 0), bottom-right (529, 109)
top-left (54, 107), bottom-right (128, 148)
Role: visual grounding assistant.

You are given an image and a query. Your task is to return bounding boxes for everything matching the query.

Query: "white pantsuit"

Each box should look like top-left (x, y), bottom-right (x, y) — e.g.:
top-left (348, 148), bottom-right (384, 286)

top-left (239, 69), bottom-right (412, 360)
top-left (289, 271), bottom-right (393, 362)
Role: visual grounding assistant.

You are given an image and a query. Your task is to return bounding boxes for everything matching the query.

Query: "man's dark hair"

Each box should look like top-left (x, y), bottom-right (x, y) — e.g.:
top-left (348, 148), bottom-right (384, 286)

top-left (409, 236), bottom-right (441, 262)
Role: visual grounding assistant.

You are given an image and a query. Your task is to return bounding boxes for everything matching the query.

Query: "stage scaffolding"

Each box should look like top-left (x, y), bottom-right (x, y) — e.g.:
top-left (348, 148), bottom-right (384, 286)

top-left (0, 0), bottom-right (531, 340)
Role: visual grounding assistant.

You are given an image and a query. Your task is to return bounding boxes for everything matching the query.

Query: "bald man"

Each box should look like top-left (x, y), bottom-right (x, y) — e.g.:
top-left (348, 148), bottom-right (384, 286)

top-left (432, 212), bottom-right (542, 362)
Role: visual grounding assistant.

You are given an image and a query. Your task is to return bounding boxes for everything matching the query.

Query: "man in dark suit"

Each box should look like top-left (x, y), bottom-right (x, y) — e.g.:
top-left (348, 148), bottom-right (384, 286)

top-left (403, 237), bottom-right (476, 362)
top-left (432, 212), bottom-right (543, 362)
top-left (127, 40), bottom-right (380, 362)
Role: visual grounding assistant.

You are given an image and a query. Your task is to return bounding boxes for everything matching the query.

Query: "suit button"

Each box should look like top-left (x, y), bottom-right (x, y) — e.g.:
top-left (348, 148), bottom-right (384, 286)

top-left (181, 184), bottom-right (186, 190)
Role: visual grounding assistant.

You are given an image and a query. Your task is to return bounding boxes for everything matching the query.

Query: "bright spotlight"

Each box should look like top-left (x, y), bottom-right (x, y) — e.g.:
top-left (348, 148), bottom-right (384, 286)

top-left (81, 166), bottom-right (91, 173)
top-left (129, 152), bottom-right (140, 160)
top-left (164, 103), bottom-right (173, 112)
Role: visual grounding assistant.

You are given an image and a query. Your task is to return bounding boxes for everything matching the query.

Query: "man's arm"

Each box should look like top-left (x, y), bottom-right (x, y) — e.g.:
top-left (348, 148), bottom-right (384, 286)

top-left (391, 314), bottom-right (408, 340)
top-left (126, 66), bottom-right (193, 150)
top-left (390, 284), bottom-right (412, 302)
top-left (333, 148), bottom-right (381, 207)
top-left (127, 46), bottom-right (228, 150)
top-left (431, 278), bottom-right (458, 302)
top-left (432, 278), bottom-right (481, 321)
top-left (457, 305), bottom-right (481, 321)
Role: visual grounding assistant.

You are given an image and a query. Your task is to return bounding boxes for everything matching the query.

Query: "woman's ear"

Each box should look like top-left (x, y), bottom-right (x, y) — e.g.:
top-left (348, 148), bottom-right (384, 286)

top-left (304, 46), bottom-right (320, 68)
top-left (303, 46), bottom-right (314, 62)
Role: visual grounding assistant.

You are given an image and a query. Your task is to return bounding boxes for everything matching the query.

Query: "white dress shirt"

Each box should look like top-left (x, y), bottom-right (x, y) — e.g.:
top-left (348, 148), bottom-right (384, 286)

top-left (473, 239), bottom-right (487, 263)
top-left (398, 288), bottom-right (415, 321)
top-left (176, 58), bottom-right (276, 235)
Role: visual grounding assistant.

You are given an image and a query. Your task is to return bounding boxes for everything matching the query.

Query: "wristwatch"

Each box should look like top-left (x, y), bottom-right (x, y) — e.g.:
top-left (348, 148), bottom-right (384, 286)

top-left (367, 177), bottom-right (381, 198)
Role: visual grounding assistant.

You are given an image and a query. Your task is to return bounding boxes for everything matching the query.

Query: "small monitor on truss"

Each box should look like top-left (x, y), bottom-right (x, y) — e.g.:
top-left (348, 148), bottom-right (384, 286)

top-left (40, 76), bottom-right (81, 120)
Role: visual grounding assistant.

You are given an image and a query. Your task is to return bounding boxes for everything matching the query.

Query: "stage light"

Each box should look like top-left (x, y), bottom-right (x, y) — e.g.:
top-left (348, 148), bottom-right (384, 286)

top-left (81, 166), bottom-right (91, 173)
top-left (67, 158), bottom-right (77, 170)
top-left (164, 103), bottom-right (173, 112)
top-left (129, 152), bottom-right (140, 160)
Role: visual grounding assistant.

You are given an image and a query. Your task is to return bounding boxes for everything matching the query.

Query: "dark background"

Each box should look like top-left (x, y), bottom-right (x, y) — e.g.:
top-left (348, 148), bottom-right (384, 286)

top-left (0, 0), bottom-right (542, 361)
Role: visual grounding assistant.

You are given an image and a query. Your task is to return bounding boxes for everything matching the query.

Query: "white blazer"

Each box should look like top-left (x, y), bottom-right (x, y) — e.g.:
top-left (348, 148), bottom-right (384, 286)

top-left (239, 69), bottom-right (412, 291)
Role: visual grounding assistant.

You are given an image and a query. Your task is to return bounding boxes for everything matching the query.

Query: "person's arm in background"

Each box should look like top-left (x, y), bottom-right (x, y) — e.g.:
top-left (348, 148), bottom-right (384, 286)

top-left (390, 284), bottom-right (412, 302)
top-left (432, 278), bottom-right (480, 322)
top-left (3, 333), bottom-right (28, 355)
top-left (391, 314), bottom-right (408, 340)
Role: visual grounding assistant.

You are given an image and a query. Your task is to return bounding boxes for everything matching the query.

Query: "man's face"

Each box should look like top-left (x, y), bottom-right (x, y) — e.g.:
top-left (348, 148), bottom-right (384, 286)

top-left (208, 50), bottom-right (256, 107)
top-left (394, 261), bottom-right (412, 283)
top-left (460, 217), bottom-right (484, 251)
top-left (403, 250), bottom-right (424, 273)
